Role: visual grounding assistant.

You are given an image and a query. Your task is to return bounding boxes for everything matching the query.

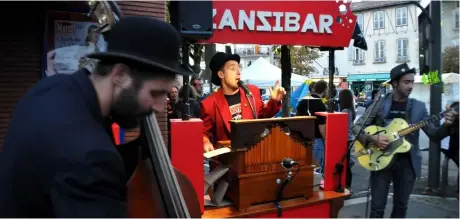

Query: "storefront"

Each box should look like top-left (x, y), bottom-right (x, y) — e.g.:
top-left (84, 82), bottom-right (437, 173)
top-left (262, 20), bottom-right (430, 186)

top-left (346, 72), bottom-right (390, 94)
top-left (0, 1), bottom-right (167, 149)
top-left (309, 75), bottom-right (348, 89)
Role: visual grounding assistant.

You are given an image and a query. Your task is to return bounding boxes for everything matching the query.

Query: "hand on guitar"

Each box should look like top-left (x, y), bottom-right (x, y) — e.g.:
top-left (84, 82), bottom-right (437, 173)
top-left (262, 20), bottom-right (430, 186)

top-left (443, 104), bottom-right (458, 127)
top-left (369, 135), bottom-right (390, 150)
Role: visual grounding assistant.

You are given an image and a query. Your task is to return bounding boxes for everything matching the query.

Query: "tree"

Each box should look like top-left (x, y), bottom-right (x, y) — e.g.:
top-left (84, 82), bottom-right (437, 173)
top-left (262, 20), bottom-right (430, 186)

top-left (272, 46), bottom-right (322, 76)
top-left (189, 45), bottom-right (204, 74)
top-left (166, 0), bottom-right (204, 74)
top-left (442, 45), bottom-right (459, 73)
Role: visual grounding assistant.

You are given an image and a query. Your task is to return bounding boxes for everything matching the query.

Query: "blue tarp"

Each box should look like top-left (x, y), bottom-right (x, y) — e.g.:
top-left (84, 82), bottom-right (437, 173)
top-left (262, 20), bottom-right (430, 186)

top-left (275, 81), bottom-right (310, 117)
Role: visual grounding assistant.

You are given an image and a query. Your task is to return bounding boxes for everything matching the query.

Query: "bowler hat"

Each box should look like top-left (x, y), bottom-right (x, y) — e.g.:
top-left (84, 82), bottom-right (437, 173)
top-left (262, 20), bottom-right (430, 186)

top-left (86, 16), bottom-right (193, 76)
top-left (389, 63), bottom-right (416, 82)
top-left (209, 52), bottom-right (240, 86)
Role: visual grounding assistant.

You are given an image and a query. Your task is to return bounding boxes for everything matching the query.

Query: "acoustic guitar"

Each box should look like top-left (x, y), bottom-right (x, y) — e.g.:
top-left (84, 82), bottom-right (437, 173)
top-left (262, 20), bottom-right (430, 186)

top-left (354, 105), bottom-right (458, 171)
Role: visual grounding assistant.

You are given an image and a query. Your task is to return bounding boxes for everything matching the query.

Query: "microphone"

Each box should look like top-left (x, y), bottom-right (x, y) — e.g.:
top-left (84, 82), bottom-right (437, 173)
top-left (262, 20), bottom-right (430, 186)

top-left (237, 80), bottom-right (253, 97)
top-left (281, 158), bottom-right (298, 169)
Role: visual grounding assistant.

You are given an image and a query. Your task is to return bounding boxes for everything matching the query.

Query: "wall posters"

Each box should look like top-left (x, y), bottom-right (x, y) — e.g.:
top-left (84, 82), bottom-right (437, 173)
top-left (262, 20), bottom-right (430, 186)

top-left (45, 11), bottom-right (107, 77)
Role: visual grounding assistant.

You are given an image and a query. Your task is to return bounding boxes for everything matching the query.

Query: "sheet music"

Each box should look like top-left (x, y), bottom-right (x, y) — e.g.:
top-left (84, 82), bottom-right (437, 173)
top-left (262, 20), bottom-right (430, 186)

top-left (204, 147), bottom-right (231, 159)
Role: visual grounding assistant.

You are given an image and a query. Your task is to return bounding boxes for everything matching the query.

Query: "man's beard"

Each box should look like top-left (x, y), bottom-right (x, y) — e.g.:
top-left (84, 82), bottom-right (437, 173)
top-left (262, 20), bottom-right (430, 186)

top-left (110, 86), bottom-right (152, 130)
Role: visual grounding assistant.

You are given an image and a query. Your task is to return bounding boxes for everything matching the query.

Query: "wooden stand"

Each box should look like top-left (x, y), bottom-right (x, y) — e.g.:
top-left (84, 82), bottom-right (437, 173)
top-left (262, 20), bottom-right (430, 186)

top-left (217, 116), bottom-right (316, 210)
top-left (203, 190), bottom-right (350, 218)
top-left (169, 113), bottom-right (351, 218)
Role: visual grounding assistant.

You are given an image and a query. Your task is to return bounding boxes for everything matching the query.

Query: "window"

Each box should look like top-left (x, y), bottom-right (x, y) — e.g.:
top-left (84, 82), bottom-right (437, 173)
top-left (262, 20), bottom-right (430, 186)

top-left (397, 39), bottom-right (408, 61)
top-left (396, 7), bottom-right (408, 26)
top-left (353, 48), bottom-right (365, 64)
top-left (373, 11), bottom-right (385, 29)
top-left (374, 40), bottom-right (385, 62)
top-left (348, 46), bottom-right (354, 61)
top-left (455, 10), bottom-right (459, 29)
top-left (356, 14), bottom-right (364, 32)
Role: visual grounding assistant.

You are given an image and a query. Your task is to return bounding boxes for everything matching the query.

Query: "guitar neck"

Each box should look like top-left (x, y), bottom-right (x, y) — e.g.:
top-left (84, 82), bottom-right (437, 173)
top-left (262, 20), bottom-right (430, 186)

top-left (397, 118), bottom-right (436, 137)
top-left (398, 105), bottom-right (459, 137)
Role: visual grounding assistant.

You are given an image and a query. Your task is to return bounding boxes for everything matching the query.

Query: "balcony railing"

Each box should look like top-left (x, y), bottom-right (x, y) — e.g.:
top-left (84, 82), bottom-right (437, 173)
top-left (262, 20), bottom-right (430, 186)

top-left (353, 59), bottom-right (365, 65)
top-left (234, 46), bottom-right (270, 56)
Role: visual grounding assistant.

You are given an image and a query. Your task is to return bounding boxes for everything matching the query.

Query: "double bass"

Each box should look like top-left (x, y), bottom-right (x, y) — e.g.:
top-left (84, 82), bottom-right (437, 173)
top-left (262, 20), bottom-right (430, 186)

top-left (127, 114), bottom-right (202, 218)
top-left (89, 1), bottom-right (202, 218)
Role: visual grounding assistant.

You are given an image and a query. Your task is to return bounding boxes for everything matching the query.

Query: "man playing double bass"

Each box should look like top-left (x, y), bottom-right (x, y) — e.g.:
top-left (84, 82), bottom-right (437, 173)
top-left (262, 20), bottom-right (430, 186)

top-left (352, 63), bottom-right (458, 218)
top-left (201, 52), bottom-right (286, 152)
top-left (0, 17), bottom-right (193, 217)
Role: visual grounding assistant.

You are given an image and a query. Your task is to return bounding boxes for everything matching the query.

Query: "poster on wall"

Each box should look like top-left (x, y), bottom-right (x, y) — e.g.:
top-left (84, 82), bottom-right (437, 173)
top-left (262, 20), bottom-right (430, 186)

top-left (45, 11), bottom-right (107, 77)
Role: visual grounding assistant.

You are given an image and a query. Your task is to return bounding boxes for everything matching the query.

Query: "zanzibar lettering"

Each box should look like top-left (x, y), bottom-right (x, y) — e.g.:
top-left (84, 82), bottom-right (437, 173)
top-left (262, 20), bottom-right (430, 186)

top-left (213, 9), bottom-right (333, 34)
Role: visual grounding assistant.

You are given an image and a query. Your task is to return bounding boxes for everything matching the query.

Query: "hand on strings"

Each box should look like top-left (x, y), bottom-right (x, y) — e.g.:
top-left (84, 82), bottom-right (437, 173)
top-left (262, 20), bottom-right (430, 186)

top-left (268, 80), bottom-right (286, 102)
top-left (370, 135), bottom-right (389, 150)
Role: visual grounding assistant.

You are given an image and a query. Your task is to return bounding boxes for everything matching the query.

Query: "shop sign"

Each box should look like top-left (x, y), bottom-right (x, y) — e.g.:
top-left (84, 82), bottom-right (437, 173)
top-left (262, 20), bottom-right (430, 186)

top-left (201, 1), bottom-right (356, 47)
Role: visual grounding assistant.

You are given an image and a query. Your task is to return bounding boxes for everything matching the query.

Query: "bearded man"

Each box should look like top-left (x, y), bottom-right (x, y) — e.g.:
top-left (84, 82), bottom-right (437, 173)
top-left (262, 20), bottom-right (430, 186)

top-left (0, 16), bottom-right (192, 217)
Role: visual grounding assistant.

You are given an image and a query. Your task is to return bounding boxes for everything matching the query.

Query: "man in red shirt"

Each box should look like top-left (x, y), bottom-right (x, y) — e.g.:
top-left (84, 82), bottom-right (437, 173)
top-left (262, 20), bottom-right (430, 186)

top-left (201, 52), bottom-right (285, 152)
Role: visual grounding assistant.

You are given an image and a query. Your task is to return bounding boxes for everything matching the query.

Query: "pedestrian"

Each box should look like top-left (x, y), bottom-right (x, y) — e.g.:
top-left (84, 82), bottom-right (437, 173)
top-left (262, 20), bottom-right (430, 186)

top-left (297, 80), bottom-right (328, 173)
top-left (339, 89), bottom-right (356, 192)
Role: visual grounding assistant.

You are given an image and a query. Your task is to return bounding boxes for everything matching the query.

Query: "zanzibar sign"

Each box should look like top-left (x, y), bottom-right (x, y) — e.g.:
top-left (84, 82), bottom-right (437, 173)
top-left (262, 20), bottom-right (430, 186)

top-left (201, 1), bottom-right (357, 48)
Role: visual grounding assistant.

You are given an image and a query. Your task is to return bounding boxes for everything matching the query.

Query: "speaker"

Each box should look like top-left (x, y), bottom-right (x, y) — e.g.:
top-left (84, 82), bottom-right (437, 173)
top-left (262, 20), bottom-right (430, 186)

top-left (169, 1), bottom-right (214, 42)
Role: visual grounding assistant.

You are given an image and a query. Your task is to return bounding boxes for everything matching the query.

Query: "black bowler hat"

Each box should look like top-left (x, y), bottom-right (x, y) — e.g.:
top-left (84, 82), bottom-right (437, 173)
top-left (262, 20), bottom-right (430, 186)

top-left (86, 16), bottom-right (193, 76)
top-left (389, 63), bottom-right (416, 82)
top-left (209, 52), bottom-right (240, 86)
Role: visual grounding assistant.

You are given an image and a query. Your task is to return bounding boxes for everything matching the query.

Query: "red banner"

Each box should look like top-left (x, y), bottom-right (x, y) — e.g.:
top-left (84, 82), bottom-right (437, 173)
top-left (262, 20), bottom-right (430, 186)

top-left (201, 1), bottom-right (356, 47)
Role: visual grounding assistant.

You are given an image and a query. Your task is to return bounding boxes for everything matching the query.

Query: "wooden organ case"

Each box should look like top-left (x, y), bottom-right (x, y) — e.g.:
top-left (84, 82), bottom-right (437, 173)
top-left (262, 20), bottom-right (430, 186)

top-left (216, 116), bottom-right (316, 211)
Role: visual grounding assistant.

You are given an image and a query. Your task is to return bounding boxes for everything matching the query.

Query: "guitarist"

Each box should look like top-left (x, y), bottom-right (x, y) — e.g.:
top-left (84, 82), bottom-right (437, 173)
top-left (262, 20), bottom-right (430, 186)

top-left (351, 63), bottom-right (458, 218)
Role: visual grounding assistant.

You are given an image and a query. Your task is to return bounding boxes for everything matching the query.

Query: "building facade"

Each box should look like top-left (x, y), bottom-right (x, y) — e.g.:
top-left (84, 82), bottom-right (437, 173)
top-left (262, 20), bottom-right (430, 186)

top-left (347, 1), bottom-right (459, 94)
top-left (441, 1), bottom-right (459, 48)
top-left (347, 1), bottom-right (419, 93)
top-left (215, 44), bottom-right (273, 70)
top-left (0, 1), bottom-right (168, 149)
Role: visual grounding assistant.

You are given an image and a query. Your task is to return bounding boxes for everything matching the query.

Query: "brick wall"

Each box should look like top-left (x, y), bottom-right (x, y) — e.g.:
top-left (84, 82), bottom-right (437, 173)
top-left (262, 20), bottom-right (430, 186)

top-left (0, 1), bottom-right (167, 150)
top-left (0, 2), bottom-right (44, 149)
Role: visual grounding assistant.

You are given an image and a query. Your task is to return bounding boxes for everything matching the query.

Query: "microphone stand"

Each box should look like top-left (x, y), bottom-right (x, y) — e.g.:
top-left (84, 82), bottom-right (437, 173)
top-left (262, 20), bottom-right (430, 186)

top-left (334, 94), bottom-right (382, 193)
top-left (275, 169), bottom-right (293, 217)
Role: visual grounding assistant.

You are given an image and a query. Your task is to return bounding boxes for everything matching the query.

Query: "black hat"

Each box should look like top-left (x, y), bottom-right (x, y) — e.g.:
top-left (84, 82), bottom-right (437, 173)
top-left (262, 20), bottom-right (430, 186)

top-left (209, 52), bottom-right (240, 86)
top-left (86, 16), bottom-right (193, 76)
top-left (389, 63), bottom-right (416, 82)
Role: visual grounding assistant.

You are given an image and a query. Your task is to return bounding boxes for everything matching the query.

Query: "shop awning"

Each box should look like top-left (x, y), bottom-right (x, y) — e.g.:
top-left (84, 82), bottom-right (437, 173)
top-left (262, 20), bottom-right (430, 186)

top-left (347, 73), bottom-right (390, 82)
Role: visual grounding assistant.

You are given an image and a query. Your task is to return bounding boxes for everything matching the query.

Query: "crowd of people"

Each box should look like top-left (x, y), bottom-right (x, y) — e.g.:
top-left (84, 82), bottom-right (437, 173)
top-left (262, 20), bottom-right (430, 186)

top-left (167, 75), bottom-right (209, 120)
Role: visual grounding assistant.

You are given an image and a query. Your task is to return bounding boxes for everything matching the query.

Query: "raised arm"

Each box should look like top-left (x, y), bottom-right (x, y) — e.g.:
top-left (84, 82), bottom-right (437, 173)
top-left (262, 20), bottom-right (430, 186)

top-left (250, 85), bottom-right (282, 118)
